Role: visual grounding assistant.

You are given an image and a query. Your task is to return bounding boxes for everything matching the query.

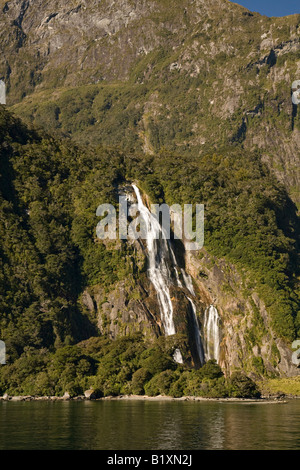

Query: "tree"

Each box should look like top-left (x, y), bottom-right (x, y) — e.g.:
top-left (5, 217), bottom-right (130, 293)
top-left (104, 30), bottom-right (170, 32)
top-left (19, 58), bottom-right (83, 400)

top-left (229, 372), bottom-right (261, 398)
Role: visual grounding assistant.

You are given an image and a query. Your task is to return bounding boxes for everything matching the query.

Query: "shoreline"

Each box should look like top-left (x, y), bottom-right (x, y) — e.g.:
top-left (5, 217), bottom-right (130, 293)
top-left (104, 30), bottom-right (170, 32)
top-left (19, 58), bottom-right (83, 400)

top-left (0, 393), bottom-right (293, 403)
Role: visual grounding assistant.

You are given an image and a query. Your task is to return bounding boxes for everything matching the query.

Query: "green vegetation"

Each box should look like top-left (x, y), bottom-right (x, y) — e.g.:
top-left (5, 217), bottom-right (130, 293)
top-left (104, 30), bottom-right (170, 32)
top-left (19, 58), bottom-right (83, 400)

top-left (258, 376), bottom-right (300, 397)
top-left (127, 149), bottom-right (300, 340)
top-left (0, 99), bottom-right (299, 394)
top-left (0, 333), bottom-right (260, 398)
top-left (0, 106), bottom-right (130, 361)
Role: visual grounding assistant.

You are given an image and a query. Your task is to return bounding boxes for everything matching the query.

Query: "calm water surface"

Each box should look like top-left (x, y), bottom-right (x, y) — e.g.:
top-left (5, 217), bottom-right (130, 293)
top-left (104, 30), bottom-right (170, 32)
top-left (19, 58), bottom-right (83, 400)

top-left (0, 399), bottom-right (300, 450)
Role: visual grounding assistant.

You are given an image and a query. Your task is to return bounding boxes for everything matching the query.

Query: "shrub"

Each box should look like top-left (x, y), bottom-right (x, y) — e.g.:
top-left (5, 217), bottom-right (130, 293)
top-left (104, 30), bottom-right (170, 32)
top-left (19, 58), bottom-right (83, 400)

top-left (199, 360), bottom-right (224, 380)
top-left (139, 349), bottom-right (176, 376)
top-left (228, 372), bottom-right (261, 398)
top-left (144, 370), bottom-right (178, 397)
top-left (130, 368), bottom-right (152, 395)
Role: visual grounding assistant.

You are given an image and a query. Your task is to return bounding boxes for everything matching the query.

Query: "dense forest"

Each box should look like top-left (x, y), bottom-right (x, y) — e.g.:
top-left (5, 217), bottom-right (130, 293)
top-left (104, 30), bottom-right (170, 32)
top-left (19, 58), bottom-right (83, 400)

top-left (0, 104), bottom-right (299, 396)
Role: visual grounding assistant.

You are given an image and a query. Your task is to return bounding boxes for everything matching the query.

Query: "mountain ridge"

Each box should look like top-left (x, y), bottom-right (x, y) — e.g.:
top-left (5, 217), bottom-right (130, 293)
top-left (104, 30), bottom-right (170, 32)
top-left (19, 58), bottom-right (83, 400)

top-left (1, 0), bottom-right (299, 206)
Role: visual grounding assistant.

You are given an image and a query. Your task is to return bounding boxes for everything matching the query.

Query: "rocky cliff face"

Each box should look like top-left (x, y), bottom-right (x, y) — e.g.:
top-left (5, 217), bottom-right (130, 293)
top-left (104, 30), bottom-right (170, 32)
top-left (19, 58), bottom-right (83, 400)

top-left (81, 238), bottom-right (162, 342)
top-left (184, 248), bottom-right (300, 378)
top-left (80, 229), bottom-right (300, 378)
top-left (1, 0), bottom-right (300, 206)
top-left (0, 0), bottom-right (259, 90)
top-left (79, 184), bottom-right (300, 377)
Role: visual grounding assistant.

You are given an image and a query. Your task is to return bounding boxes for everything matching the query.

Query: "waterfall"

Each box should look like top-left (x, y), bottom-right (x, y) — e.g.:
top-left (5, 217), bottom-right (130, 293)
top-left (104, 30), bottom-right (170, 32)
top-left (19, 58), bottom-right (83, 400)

top-left (204, 305), bottom-right (220, 363)
top-left (181, 270), bottom-right (195, 296)
top-left (180, 270), bottom-right (204, 366)
top-left (131, 184), bottom-right (209, 367)
top-left (187, 297), bottom-right (205, 366)
top-left (132, 184), bottom-right (183, 363)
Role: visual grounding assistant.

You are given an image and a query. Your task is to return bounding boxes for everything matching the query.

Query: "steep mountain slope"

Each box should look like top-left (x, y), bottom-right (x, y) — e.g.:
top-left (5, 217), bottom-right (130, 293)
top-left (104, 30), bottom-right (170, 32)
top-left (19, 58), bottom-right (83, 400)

top-left (1, 0), bottom-right (299, 206)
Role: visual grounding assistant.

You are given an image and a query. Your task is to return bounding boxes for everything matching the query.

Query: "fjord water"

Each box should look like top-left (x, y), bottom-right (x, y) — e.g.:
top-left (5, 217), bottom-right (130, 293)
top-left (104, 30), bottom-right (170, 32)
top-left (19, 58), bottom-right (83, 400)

top-left (1, 400), bottom-right (300, 450)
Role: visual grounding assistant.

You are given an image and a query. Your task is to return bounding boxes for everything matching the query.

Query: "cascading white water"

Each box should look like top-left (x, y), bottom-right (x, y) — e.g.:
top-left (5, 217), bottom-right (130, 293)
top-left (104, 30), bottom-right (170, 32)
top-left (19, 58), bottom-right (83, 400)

top-left (132, 184), bottom-right (183, 363)
top-left (204, 305), bottom-right (220, 363)
top-left (181, 270), bottom-right (195, 296)
top-left (131, 184), bottom-right (209, 367)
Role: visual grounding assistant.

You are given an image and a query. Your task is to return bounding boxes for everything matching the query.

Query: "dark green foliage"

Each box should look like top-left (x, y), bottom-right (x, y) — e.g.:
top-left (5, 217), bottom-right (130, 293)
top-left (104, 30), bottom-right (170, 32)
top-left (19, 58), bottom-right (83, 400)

top-left (0, 107), bottom-right (133, 361)
top-left (0, 102), bottom-right (299, 396)
top-left (0, 344), bottom-right (96, 396)
top-left (144, 369), bottom-right (178, 396)
top-left (228, 372), bottom-right (261, 398)
top-left (197, 360), bottom-right (224, 380)
top-left (181, 361), bottom-right (229, 398)
top-left (168, 371), bottom-right (190, 398)
top-left (0, 334), bottom-right (260, 399)
top-left (252, 356), bottom-right (265, 375)
top-left (139, 348), bottom-right (177, 376)
top-left (131, 368), bottom-right (152, 395)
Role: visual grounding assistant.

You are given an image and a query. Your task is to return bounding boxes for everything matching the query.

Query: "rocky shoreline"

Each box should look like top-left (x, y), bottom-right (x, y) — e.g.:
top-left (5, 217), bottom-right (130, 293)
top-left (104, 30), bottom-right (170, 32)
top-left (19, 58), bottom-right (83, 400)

top-left (0, 392), bottom-right (292, 403)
